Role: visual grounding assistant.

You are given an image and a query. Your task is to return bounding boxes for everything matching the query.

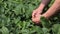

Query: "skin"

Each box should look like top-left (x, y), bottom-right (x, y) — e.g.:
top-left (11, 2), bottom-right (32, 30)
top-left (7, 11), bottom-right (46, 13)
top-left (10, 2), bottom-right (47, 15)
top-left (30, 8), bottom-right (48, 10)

top-left (32, 0), bottom-right (60, 24)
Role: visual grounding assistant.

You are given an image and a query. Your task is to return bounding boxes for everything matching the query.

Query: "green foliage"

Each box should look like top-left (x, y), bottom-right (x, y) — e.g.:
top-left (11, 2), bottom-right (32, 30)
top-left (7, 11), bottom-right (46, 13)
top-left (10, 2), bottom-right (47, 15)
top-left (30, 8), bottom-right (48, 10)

top-left (1, 26), bottom-right (9, 34)
top-left (0, 0), bottom-right (60, 34)
top-left (52, 24), bottom-right (60, 34)
top-left (40, 16), bottom-right (51, 28)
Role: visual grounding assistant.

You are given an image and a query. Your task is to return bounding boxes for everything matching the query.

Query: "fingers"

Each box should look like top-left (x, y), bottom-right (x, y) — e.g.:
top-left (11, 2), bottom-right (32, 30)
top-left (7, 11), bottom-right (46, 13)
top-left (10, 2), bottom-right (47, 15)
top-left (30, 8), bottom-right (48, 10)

top-left (32, 10), bottom-right (37, 18)
top-left (32, 8), bottom-right (43, 18)
top-left (32, 14), bottom-right (41, 24)
top-left (32, 18), bottom-right (39, 24)
top-left (32, 9), bottom-right (42, 24)
top-left (32, 17), bottom-right (39, 24)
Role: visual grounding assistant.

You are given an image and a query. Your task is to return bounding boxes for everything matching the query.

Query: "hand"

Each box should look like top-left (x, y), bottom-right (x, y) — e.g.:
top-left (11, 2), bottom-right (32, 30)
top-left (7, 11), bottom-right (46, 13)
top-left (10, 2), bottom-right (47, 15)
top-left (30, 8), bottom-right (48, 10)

top-left (32, 14), bottom-right (41, 24)
top-left (32, 13), bottom-right (42, 24)
top-left (32, 9), bottom-right (42, 18)
top-left (32, 8), bottom-right (42, 24)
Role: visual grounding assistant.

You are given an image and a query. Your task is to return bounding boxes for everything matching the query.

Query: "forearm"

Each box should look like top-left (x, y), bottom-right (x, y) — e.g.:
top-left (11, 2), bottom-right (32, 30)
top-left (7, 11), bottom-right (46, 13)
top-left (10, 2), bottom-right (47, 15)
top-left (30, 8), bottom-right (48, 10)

top-left (38, 0), bottom-right (50, 11)
top-left (43, 1), bottom-right (60, 18)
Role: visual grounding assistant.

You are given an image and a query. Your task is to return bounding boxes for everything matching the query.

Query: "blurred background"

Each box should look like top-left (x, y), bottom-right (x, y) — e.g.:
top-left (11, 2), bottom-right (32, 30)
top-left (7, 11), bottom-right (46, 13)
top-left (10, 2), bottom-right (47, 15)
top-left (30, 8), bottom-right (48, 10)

top-left (0, 0), bottom-right (60, 34)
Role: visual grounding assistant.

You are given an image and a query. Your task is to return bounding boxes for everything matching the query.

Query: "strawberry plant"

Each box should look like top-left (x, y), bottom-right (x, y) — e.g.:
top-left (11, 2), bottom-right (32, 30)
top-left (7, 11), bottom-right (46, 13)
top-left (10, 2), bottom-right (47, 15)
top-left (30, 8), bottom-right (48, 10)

top-left (0, 0), bottom-right (60, 34)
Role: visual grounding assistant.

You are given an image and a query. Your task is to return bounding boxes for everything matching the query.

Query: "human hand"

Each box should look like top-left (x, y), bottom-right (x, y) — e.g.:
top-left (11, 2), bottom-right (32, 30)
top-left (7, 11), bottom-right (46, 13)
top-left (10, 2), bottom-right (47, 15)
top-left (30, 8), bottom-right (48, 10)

top-left (32, 8), bottom-right (42, 18)
top-left (32, 8), bottom-right (43, 24)
top-left (32, 11), bottom-right (42, 24)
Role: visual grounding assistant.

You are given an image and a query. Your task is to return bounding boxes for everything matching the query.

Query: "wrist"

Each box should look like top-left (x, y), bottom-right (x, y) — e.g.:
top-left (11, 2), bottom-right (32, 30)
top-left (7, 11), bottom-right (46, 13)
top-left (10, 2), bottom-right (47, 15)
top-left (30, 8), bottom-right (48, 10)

top-left (37, 8), bottom-right (43, 11)
top-left (35, 8), bottom-right (42, 14)
top-left (37, 10), bottom-right (42, 14)
top-left (42, 14), bottom-right (49, 19)
top-left (38, 3), bottom-right (45, 10)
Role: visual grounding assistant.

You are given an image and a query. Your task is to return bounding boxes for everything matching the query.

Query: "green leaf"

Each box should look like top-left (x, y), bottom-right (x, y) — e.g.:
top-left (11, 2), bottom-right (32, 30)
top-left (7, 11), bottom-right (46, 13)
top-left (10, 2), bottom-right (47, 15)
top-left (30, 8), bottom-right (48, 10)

top-left (57, 28), bottom-right (60, 34)
top-left (40, 16), bottom-right (51, 28)
top-left (13, 4), bottom-right (23, 15)
top-left (52, 24), bottom-right (60, 34)
top-left (42, 28), bottom-right (49, 34)
top-left (21, 29), bottom-right (29, 34)
top-left (2, 26), bottom-right (9, 34)
top-left (0, 0), bottom-right (3, 3)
